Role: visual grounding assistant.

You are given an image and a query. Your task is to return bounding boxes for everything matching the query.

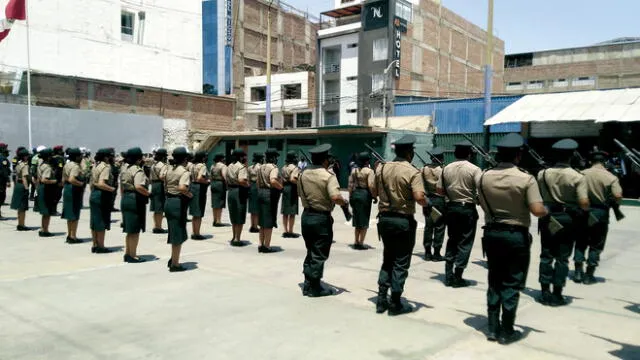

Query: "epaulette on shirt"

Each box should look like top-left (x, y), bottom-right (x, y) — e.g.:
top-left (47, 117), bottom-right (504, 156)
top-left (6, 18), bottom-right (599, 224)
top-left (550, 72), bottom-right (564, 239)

top-left (517, 166), bottom-right (530, 174)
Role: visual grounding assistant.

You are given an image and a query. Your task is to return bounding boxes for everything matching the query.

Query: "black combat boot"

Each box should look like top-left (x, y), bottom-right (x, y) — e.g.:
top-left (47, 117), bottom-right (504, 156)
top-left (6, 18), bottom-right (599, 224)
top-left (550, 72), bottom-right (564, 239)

top-left (538, 284), bottom-right (553, 306)
top-left (498, 310), bottom-right (522, 345)
top-left (307, 280), bottom-right (333, 298)
top-left (376, 286), bottom-right (389, 314)
top-left (486, 308), bottom-right (501, 342)
top-left (432, 247), bottom-right (444, 262)
top-left (583, 266), bottom-right (597, 285)
top-left (551, 286), bottom-right (568, 306)
top-left (573, 262), bottom-right (584, 283)
top-left (388, 292), bottom-right (413, 316)
top-left (423, 247), bottom-right (432, 261)
top-left (302, 276), bottom-right (311, 296)
top-left (452, 268), bottom-right (470, 288)
top-left (444, 262), bottom-right (454, 287)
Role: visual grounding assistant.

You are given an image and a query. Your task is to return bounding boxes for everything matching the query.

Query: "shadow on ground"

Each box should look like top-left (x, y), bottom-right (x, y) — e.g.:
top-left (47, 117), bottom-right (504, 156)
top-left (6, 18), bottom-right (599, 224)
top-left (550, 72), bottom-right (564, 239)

top-left (522, 287), bottom-right (582, 305)
top-left (457, 309), bottom-right (544, 342)
top-left (585, 333), bottom-right (640, 360)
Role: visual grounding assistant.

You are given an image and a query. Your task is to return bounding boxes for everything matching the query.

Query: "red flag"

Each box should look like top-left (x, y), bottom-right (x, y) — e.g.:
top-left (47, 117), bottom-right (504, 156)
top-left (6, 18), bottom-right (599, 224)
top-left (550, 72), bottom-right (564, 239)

top-left (0, 0), bottom-right (26, 43)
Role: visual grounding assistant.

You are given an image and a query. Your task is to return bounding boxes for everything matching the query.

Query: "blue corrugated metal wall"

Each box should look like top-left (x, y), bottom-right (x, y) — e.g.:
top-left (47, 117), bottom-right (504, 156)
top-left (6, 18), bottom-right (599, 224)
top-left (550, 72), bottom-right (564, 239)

top-left (394, 96), bottom-right (523, 133)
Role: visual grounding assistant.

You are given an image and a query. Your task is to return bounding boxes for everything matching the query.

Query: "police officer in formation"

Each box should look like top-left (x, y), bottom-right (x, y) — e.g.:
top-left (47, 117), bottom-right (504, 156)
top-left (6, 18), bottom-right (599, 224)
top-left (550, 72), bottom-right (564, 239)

top-left (210, 153), bottom-right (228, 227)
top-left (537, 139), bottom-right (590, 306)
top-left (256, 148), bottom-right (283, 253)
top-left (348, 152), bottom-right (376, 250)
top-left (573, 150), bottom-right (623, 284)
top-left (437, 141), bottom-right (482, 288)
top-left (374, 135), bottom-right (427, 315)
top-left (120, 147), bottom-right (150, 263)
top-left (61, 148), bottom-right (86, 244)
top-left (298, 144), bottom-right (348, 297)
top-left (150, 148), bottom-right (169, 234)
top-left (247, 153), bottom-right (263, 233)
top-left (0, 143), bottom-right (10, 219)
top-left (189, 151), bottom-right (210, 240)
top-left (11, 148), bottom-right (31, 230)
top-left (421, 147), bottom-right (446, 261)
top-left (164, 147), bottom-right (192, 272)
top-left (90, 148), bottom-right (116, 253)
top-left (476, 134), bottom-right (548, 344)
top-left (281, 151), bottom-right (301, 238)
top-left (36, 148), bottom-right (58, 237)
top-left (226, 149), bottom-right (250, 245)
top-left (52, 145), bottom-right (66, 211)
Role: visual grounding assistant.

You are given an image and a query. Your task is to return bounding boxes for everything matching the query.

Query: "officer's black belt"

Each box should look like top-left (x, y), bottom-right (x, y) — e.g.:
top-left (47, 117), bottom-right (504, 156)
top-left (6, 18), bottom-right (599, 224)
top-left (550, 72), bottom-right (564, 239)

top-left (428, 194), bottom-right (444, 198)
top-left (227, 184), bottom-right (239, 188)
top-left (304, 208), bottom-right (331, 216)
top-left (151, 180), bottom-right (163, 183)
top-left (378, 211), bottom-right (414, 220)
top-left (484, 222), bottom-right (528, 234)
top-left (212, 179), bottom-right (223, 182)
top-left (355, 186), bottom-right (368, 190)
top-left (124, 190), bottom-right (136, 193)
top-left (590, 204), bottom-right (609, 210)
top-left (449, 201), bottom-right (475, 208)
top-left (166, 193), bottom-right (182, 198)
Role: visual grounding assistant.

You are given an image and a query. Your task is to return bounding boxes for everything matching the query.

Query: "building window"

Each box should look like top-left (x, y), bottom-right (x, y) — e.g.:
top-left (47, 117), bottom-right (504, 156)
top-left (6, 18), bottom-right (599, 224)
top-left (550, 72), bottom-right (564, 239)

top-left (346, 109), bottom-right (357, 113)
top-left (258, 115), bottom-right (266, 129)
top-left (346, 43), bottom-right (358, 49)
top-left (324, 111), bottom-right (339, 126)
top-left (527, 80), bottom-right (545, 90)
top-left (323, 47), bottom-right (341, 74)
top-left (251, 86), bottom-right (267, 101)
top-left (284, 114), bottom-right (294, 128)
top-left (395, 0), bottom-right (412, 22)
top-left (572, 76), bottom-right (595, 87)
top-left (296, 112), bottom-right (313, 128)
top-left (346, 76), bottom-right (357, 81)
top-left (372, 73), bottom-right (385, 92)
top-left (372, 38), bottom-right (388, 62)
top-left (121, 11), bottom-right (135, 42)
top-left (324, 80), bottom-right (340, 104)
top-left (553, 79), bottom-right (568, 87)
top-left (505, 81), bottom-right (523, 90)
top-left (282, 84), bottom-right (302, 99)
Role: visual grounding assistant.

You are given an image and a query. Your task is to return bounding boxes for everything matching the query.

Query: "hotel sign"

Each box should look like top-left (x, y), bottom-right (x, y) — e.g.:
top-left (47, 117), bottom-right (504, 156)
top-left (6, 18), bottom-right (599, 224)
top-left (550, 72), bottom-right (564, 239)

top-left (393, 17), bottom-right (404, 79)
top-left (226, 0), bottom-right (233, 45)
top-left (363, 1), bottom-right (388, 31)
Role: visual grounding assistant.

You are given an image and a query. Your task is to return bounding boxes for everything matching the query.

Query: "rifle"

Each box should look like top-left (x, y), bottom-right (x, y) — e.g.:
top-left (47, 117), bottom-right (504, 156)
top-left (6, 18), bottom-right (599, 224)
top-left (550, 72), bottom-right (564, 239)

top-left (462, 134), bottom-right (498, 167)
top-left (524, 144), bottom-right (548, 169)
top-left (298, 149), bottom-right (311, 164)
top-left (573, 150), bottom-right (587, 169)
top-left (364, 144), bottom-right (386, 164)
top-left (614, 139), bottom-right (640, 168)
top-left (413, 152), bottom-right (428, 167)
top-left (425, 150), bottom-right (444, 166)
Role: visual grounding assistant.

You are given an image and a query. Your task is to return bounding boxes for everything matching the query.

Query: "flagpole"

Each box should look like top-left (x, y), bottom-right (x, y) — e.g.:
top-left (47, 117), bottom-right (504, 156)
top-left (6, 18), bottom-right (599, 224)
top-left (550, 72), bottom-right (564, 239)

top-left (25, 0), bottom-right (32, 150)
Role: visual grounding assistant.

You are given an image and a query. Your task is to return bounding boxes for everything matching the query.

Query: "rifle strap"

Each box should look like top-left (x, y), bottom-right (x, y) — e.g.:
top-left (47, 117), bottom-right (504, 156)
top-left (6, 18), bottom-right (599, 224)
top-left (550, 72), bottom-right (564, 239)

top-left (541, 169), bottom-right (562, 205)
top-left (380, 163), bottom-right (400, 212)
top-left (478, 170), bottom-right (496, 223)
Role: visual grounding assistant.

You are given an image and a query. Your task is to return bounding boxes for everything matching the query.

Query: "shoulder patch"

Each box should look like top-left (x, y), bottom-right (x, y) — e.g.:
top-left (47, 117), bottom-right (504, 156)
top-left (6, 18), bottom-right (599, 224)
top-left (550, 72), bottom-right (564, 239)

top-left (517, 167), bottom-right (530, 174)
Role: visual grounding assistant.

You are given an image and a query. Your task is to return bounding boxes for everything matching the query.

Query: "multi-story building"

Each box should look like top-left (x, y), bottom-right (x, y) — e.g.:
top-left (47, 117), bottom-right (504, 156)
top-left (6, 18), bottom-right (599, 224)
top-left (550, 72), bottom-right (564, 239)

top-left (504, 38), bottom-right (640, 94)
top-left (317, 0), bottom-right (504, 126)
top-left (244, 71), bottom-right (315, 129)
top-left (202, 0), bottom-right (319, 129)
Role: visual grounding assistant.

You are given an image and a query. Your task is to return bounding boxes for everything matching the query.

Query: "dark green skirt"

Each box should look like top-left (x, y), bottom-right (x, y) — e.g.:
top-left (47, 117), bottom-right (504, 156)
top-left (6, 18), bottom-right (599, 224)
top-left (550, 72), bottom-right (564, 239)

top-left (150, 182), bottom-right (165, 213)
top-left (165, 196), bottom-right (188, 245)
top-left (350, 188), bottom-right (372, 229)
top-left (258, 188), bottom-right (280, 229)
top-left (189, 183), bottom-right (209, 218)
top-left (210, 180), bottom-right (226, 209)
top-left (90, 189), bottom-right (112, 231)
top-left (36, 183), bottom-right (57, 216)
top-left (10, 182), bottom-right (29, 211)
top-left (121, 192), bottom-right (147, 234)
top-left (61, 183), bottom-right (84, 221)
top-left (280, 183), bottom-right (299, 215)
top-left (228, 187), bottom-right (248, 225)
top-left (248, 183), bottom-right (259, 214)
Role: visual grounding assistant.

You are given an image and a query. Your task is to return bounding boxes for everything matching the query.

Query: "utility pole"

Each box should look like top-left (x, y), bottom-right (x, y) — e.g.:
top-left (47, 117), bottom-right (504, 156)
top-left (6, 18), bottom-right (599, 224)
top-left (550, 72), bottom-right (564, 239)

top-left (265, 1), bottom-right (273, 129)
top-left (482, 0), bottom-right (494, 161)
top-left (383, 60), bottom-right (398, 129)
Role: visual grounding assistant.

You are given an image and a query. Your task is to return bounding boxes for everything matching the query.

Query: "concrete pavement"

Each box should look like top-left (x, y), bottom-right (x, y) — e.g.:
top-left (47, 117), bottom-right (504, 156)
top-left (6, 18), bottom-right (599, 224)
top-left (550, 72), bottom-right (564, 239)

top-left (0, 191), bottom-right (639, 359)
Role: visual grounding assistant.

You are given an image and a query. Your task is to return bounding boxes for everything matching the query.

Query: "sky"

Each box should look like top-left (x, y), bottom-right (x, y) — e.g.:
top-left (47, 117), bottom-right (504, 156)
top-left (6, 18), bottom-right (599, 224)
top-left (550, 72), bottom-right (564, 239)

top-left (287, 0), bottom-right (639, 54)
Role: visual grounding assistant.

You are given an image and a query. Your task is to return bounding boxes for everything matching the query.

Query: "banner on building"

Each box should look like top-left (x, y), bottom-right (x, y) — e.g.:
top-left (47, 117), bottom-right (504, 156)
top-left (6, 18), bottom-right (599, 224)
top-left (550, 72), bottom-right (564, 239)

top-left (363, 0), bottom-right (388, 31)
top-left (225, 0), bottom-right (233, 45)
top-left (393, 17), bottom-right (403, 79)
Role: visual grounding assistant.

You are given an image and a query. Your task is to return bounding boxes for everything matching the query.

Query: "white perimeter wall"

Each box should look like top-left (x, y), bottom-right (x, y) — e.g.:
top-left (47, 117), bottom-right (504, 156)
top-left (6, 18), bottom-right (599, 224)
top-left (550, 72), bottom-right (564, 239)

top-left (0, 0), bottom-right (202, 93)
top-left (244, 72), bottom-right (311, 113)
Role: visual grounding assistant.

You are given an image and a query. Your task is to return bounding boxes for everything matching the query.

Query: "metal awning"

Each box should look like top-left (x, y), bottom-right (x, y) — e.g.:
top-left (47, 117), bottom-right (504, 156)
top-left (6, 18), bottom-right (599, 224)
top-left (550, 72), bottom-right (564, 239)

top-left (321, 5), bottom-right (362, 18)
top-left (484, 88), bottom-right (640, 125)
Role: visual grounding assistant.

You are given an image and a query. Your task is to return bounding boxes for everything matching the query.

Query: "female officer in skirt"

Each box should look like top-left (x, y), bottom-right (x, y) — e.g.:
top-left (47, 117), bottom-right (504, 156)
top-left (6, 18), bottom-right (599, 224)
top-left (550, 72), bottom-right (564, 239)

top-left (61, 148), bottom-right (86, 244)
top-left (165, 147), bottom-right (192, 272)
top-left (210, 153), bottom-right (227, 227)
top-left (189, 151), bottom-right (210, 240)
top-left (36, 148), bottom-right (58, 237)
top-left (11, 148), bottom-right (31, 231)
top-left (257, 148), bottom-right (283, 253)
top-left (120, 147), bottom-right (150, 263)
top-left (226, 149), bottom-right (250, 246)
top-left (281, 151), bottom-right (300, 238)
top-left (90, 149), bottom-right (116, 254)
top-left (248, 153), bottom-right (263, 233)
top-left (348, 152), bottom-right (377, 250)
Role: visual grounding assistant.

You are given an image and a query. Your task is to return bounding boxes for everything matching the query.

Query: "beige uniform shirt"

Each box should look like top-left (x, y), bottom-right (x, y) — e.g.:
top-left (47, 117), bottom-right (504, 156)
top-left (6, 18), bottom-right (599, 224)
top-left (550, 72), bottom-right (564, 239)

top-left (477, 163), bottom-right (543, 228)
top-left (422, 165), bottom-right (443, 197)
top-left (226, 162), bottom-right (248, 186)
top-left (62, 162), bottom-right (82, 184)
top-left (190, 163), bottom-right (209, 183)
top-left (150, 161), bottom-right (168, 182)
top-left (437, 160), bottom-right (481, 203)
top-left (298, 165), bottom-right (341, 212)
top-left (248, 164), bottom-right (261, 183)
top-left (16, 161), bottom-right (29, 183)
top-left (581, 164), bottom-right (623, 206)
top-left (38, 163), bottom-right (54, 182)
top-left (537, 164), bottom-right (588, 205)
top-left (186, 162), bottom-right (194, 172)
top-left (91, 162), bottom-right (112, 189)
top-left (165, 165), bottom-right (190, 195)
top-left (281, 163), bottom-right (300, 184)
top-left (375, 158), bottom-right (425, 215)
top-left (257, 163), bottom-right (279, 189)
top-left (210, 162), bottom-right (227, 181)
top-left (121, 165), bottom-right (148, 192)
top-left (348, 167), bottom-right (375, 191)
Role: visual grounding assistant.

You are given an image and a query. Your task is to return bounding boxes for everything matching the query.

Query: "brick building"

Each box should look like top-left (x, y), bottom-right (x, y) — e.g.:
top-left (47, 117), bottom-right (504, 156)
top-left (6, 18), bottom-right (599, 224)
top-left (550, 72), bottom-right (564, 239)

top-left (504, 38), bottom-right (640, 94)
top-left (317, 0), bottom-right (504, 126)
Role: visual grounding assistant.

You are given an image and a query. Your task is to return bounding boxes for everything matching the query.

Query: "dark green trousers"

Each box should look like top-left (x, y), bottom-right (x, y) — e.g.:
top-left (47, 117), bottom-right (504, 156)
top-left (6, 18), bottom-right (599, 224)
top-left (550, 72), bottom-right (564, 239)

top-left (444, 203), bottom-right (478, 269)
top-left (301, 209), bottom-right (333, 281)
top-left (539, 212), bottom-right (576, 287)
top-left (377, 213), bottom-right (417, 294)
top-left (423, 196), bottom-right (446, 250)
top-left (574, 207), bottom-right (609, 267)
top-left (483, 226), bottom-right (531, 327)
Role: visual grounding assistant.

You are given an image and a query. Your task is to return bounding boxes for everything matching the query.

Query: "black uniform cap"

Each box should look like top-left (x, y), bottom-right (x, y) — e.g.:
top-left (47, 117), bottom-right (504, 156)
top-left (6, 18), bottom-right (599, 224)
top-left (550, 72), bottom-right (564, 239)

top-left (214, 153), bottom-right (225, 160)
top-left (253, 153), bottom-right (264, 160)
top-left (17, 148), bottom-right (30, 157)
top-left (496, 133), bottom-right (524, 149)
top-left (40, 148), bottom-right (53, 157)
top-left (393, 134), bottom-right (417, 148)
top-left (358, 151), bottom-right (370, 161)
top-left (172, 147), bottom-right (188, 156)
top-left (309, 144), bottom-right (332, 155)
top-left (590, 150), bottom-right (608, 161)
top-left (286, 150), bottom-right (297, 160)
top-left (155, 148), bottom-right (168, 156)
top-left (551, 139), bottom-right (578, 151)
top-left (66, 147), bottom-right (82, 156)
top-left (232, 148), bottom-right (245, 156)
top-left (430, 147), bottom-right (445, 156)
top-left (265, 148), bottom-right (279, 156)
top-left (455, 140), bottom-right (473, 148)
top-left (127, 147), bottom-right (144, 157)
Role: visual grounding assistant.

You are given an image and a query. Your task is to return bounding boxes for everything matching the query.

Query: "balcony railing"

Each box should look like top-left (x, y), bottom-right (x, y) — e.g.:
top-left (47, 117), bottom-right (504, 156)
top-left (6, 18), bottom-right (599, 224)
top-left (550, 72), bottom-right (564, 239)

top-left (323, 93), bottom-right (340, 104)
top-left (324, 64), bottom-right (341, 74)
